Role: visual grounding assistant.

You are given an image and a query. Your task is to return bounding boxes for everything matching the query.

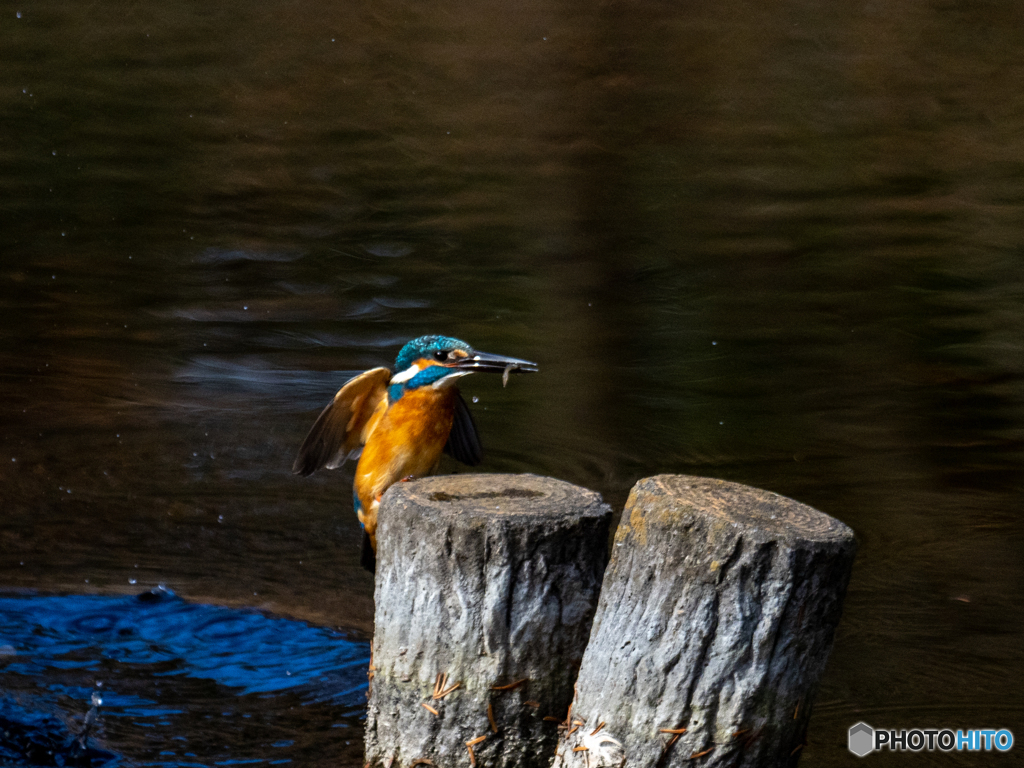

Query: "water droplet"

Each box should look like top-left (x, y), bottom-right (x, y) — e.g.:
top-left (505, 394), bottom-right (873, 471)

top-left (16, 11), bottom-right (22, 18)
top-left (128, 578), bottom-right (136, 585)
top-left (472, 396), bottom-right (479, 403)
top-left (712, 341), bottom-right (717, 346)
top-left (218, 515), bottom-right (224, 523)
top-left (91, 692), bottom-right (103, 706)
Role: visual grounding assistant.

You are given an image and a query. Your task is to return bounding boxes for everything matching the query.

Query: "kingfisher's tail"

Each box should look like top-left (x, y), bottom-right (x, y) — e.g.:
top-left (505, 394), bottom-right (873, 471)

top-left (360, 531), bottom-right (376, 573)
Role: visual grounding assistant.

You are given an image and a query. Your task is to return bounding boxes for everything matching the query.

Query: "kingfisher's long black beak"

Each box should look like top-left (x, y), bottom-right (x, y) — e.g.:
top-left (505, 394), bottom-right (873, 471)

top-left (455, 350), bottom-right (539, 376)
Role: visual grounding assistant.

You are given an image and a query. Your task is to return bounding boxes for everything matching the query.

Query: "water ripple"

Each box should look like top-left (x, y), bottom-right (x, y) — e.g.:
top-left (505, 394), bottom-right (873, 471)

top-left (0, 589), bottom-right (370, 767)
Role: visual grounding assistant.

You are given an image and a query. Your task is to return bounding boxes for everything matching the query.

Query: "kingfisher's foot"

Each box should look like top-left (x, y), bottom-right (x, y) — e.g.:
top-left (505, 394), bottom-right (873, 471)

top-left (400, 475), bottom-right (416, 482)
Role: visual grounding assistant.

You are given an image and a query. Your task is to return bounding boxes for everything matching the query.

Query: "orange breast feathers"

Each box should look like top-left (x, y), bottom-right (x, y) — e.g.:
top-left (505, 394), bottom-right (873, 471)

top-left (353, 386), bottom-right (458, 537)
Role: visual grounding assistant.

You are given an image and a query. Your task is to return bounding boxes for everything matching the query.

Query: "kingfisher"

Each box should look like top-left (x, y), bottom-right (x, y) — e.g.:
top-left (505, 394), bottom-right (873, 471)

top-left (293, 335), bottom-right (538, 570)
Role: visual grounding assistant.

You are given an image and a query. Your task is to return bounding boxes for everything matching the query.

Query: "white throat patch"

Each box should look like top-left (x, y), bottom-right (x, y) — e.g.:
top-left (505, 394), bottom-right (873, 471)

top-left (432, 370), bottom-right (473, 389)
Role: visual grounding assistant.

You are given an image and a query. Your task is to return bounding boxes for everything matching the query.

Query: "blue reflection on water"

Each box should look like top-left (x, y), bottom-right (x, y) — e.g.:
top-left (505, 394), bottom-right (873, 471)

top-left (0, 589), bottom-right (370, 767)
top-left (0, 589), bottom-right (369, 699)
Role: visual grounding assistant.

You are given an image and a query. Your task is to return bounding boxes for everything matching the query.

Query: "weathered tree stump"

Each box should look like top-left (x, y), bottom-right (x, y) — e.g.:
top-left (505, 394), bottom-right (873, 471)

top-left (552, 475), bottom-right (856, 768)
top-left (365, 473), bottom-right (612, 768)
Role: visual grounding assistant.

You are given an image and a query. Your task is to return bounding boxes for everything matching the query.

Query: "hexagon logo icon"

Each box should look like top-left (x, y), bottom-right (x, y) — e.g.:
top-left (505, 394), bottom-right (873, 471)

top-left (848, 722), bottom-right (874, 757)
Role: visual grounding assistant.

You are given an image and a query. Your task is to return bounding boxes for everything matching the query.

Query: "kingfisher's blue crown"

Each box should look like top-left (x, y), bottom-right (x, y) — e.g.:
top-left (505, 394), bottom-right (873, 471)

top-left (394, 335), bottom-right (471, 371)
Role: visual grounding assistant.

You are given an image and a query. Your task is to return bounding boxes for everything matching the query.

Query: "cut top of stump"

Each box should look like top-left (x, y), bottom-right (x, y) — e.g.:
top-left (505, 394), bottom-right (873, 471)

top-left (622, 474), bottom-right (854, 548)
top-left (381, 472), bottom-right (609, 526)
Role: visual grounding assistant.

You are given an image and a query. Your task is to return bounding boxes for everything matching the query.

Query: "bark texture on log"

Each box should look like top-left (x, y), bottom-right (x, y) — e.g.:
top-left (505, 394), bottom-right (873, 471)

top-left (365, 473), bottom-right (612, 768)
top-left (552, 475), bottom-right (856, 768)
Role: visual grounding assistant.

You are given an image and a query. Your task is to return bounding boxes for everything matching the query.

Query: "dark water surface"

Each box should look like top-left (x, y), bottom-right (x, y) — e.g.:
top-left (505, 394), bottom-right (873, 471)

top-left (2, 0), bottom-right (1023, 765)
top-left (0, 590), bottom-right (368, 767)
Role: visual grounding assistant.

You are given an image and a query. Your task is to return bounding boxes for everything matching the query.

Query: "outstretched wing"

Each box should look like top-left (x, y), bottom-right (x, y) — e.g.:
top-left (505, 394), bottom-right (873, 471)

top-left (292, 367), bottom-right (391, 476)
top-left (443, 390), bottom-right (483, 466)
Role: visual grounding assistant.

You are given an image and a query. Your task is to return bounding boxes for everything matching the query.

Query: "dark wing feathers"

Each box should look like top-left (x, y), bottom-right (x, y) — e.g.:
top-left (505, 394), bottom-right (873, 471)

top-left (292, 367), bottom-right (390, 476)
top-left (444, 391), bottom-right (483, 466)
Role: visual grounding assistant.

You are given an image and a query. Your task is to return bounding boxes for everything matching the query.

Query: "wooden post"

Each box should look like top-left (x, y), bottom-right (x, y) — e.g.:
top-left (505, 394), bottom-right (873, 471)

top-left (365, 473), bottom-right (612, 768)
top-left (552, 475), bottom-right (856, 768)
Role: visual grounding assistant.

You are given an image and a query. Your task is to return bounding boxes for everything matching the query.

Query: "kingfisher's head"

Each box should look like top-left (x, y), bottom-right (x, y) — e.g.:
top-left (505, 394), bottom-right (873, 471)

top-left (390, 335), bottom-right (538, 391)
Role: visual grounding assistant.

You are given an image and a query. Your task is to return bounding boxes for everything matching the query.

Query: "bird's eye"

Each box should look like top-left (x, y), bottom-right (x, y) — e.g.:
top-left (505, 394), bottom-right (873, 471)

top-left (433, 350), bottom-right (449, 362)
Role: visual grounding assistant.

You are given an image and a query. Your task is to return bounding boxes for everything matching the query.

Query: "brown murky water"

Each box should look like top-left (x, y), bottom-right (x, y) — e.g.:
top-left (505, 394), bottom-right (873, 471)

top-left (2, 0), bottom-right (1023, 765)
